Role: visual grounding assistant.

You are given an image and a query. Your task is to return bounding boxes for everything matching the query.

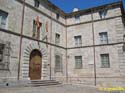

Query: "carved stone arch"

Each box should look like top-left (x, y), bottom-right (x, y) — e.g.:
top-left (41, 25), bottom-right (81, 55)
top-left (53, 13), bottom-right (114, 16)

top-left (22, 42), bottom-right (49, 80)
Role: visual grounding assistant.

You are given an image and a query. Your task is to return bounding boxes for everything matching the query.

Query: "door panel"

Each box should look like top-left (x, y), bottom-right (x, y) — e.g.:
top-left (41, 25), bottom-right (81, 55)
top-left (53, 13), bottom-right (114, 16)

top-left (29, 50), bottom-right (42, 80)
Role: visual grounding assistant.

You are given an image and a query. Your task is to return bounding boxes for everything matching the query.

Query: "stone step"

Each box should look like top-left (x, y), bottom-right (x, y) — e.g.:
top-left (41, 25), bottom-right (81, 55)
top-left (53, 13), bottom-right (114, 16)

top-left (28, 80), bottom-right (61, 87)
top-left (0, 80), bottom-right (61, 87)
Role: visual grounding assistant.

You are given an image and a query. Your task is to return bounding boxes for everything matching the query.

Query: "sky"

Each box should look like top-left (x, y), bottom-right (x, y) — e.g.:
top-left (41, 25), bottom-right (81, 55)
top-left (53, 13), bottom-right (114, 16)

top-left (49, 0), bottom-right (125, 13)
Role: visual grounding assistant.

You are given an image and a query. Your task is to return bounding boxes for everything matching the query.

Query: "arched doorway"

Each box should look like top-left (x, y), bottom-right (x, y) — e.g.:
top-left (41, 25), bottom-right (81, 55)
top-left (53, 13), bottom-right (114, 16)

top-left (29, 49), bottom-right (42, 80)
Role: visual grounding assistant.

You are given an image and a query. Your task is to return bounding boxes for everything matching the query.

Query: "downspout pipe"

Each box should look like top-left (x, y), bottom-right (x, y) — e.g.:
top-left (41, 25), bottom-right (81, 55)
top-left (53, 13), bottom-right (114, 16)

top-left (49, 7), bottom-right (53, 80)
top-left (18, 0), bottom-right (25, 80)
top-left (91, 9), bottom-right (97, 86)
top-left (65, 16), bottom-right (68, 83)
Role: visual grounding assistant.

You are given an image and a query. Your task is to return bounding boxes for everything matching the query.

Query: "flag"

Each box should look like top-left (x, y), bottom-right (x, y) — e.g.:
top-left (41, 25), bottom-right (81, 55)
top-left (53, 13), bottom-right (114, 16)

top-left (35, 16), bottom-right (41, 29)
top-left (34, 16), bottom-right (42, 40)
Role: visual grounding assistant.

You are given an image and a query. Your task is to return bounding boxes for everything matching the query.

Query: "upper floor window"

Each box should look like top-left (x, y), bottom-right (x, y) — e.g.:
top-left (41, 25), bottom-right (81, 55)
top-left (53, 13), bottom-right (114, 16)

top-left (74, 35), bottom-right (82, 46)
top-left (99, 32), bottom-right (108, 44)
top-left (55, 33), bottom-right (60, 45)
top-left (55, 55), bottom-right (63, 72)
top-left (34, 0), bottom-right (40, 8)
top-left (75, 15), bottom-right (80, 23)
top-left (100, 54), bottom-right (110, 68)
top-left (56, 13), bottom-right (60, 20)
top-left (0, 10), bottom-right (8, 29)
top-left (32, 18), bottom-right (42, 39)
top-left (75, 56), bottom-right (82, 69)
top-left (99, 9), bottom-right (107, 19)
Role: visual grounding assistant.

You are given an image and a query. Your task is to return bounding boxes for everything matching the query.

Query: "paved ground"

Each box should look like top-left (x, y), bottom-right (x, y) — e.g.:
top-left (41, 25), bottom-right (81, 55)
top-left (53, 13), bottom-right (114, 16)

top-left (0, 84), bottom-right (124, 93)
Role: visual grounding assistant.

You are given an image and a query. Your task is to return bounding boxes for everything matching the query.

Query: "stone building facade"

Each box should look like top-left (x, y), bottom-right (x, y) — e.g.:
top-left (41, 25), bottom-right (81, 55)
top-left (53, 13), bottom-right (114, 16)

top-left (0, 0), bottom-right (125, 87)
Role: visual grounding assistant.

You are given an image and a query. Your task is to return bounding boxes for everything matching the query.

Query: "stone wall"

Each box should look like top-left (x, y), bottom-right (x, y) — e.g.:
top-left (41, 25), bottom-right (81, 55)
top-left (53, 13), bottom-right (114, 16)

top-left (0, 0), bottom-right (125, 87)
top-left (66, 3), bottom-right (125, 86)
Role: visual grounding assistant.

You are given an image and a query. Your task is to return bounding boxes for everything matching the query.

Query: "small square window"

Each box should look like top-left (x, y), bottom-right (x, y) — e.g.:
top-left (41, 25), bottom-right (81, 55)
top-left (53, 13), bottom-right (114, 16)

top-left (75, 15), bottom-right (80, 23)
top-left (75, 56), bottom-right (82, 69)
top-left (0, 10), bottom-right (8, 29)
top-left (99, 9), bottom-right (107, 19)
top-left (56, 13), bottom-right (60, 20)
top-left (34, 0), bottom-right (40, 8)
top-left (55, 33), bottom-right (60, 45)
top-left (0, 42), bottom-right (10, 70)
top-left (100, 54), bottom-right (110, 68)
top-left (55, 55), bottom-right (62, 72)
top-left (74, 35), bottom-right (82, 46)
top-left (0, 44), bottom-right (4, 62)
top-left (99, 32), bottom-right (108, 44)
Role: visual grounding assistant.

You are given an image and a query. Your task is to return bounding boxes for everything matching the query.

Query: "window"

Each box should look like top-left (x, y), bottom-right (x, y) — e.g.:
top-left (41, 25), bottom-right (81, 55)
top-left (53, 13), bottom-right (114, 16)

top-left (99, 9), bottom-right (107, 19)
top-left (75, 56), bottom-right (82, 69)
top-left (99, 32), bottom-right (108, 44)
top-left (56, 13), bottom-right (60, 20)
top-left (55, 33), bottom-right (60, 45)
top-left (100, 54), bottom-right (110, 68)
top-left (74, 35), bottom-right (82, 46)
top-left (34, 0), bottom-right (40, 8)
top-left (55, 55), bottom-right (62, 72)
top-left (75, 15), bottom-right (80, 23)
top-left (0, 10), bottom-right (8, 29)
top-left (0, 42), bottom-right (10, 70)
top-left (0, 44), bottom-right (4, 62)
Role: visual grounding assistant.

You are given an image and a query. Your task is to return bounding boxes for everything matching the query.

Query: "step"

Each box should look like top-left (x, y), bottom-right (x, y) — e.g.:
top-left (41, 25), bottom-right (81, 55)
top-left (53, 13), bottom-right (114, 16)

top-left (31, 80), bottom-right (58, 83)
top-left (28, 80), bottom-right (61, 87)
top-left (30, 83), bottom-right (60, 87)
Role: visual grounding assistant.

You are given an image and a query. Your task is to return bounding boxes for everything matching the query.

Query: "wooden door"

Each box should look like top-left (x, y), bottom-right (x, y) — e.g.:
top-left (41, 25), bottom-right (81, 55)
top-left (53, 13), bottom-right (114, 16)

top-left (29, 49), bottom-right (42, 80)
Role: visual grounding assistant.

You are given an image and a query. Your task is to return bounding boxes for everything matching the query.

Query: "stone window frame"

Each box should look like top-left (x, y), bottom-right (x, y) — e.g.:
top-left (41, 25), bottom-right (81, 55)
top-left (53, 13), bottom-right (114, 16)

top-left (34, 0), bottom-right (40, 8)
top-left (0, 44), bottom-right (4, 62)
top-left (0, 41), bottom-right (10, 70)
top-left (75, 15), bottom-right (80, 23)
top-left (98, 8), bottom-right (108, 19)
top-left (0, 9), bottom-right (8, 29)
top-left (74, 35), bottom-right (82, 46)
top-left (99, 32), bottom-right (108, 44)
top-left (56, 13), bottom-right (60, 20)
top-left (100, 53), bottom-right (110, 68)
top-left (55, 33), bottom-right (60, 45)
top-left (74, 56), bottom-right (83, 69)
top-left (54, 54), bottom-right (63, 73)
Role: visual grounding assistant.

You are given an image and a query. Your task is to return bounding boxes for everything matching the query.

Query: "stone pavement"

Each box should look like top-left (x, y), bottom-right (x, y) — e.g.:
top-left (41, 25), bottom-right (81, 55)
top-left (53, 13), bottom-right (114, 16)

top-left (0, 84), bottom-right (124, 93)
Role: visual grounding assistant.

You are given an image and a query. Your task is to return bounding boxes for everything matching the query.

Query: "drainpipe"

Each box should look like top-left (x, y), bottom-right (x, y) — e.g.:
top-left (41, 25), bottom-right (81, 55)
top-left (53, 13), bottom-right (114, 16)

top-left (65, 16), bottom-right (68, 83)
top-left (49, 7), bottom-right (53, 80)
top-left (91, 9), bottom-right (97, 86)
top-left (18, 0), bottom-right (25, 80)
